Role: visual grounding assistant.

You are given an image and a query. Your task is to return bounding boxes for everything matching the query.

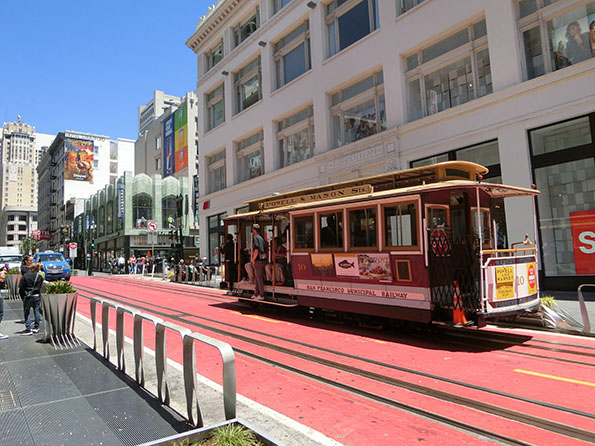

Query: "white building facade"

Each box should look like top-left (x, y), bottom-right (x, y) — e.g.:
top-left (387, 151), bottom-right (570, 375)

top-left (187, 0), bottom-right (595, 289)
top-left (37, 131), bottom-right (134, 250)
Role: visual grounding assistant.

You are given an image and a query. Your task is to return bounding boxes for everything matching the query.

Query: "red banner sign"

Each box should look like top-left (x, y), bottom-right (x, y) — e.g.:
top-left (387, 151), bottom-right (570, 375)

top-left (570, 210), bottom-right (595, 275)
top-left (31, 230), bottom-right (51, 241)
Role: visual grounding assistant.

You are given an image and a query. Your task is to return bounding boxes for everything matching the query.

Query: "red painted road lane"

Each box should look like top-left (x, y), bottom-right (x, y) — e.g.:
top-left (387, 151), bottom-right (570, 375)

top-left (73, 277), bottom-right (595, 444)
top-left (75, 278), bottom-right (595, 419)
top-left (74, 280), bottom-right (492, 445)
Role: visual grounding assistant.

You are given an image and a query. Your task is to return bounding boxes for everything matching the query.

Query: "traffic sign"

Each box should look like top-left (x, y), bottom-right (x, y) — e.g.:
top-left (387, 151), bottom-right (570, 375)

top-left (69, 242), bottom-right (78, 250)
top-left (147, 221), bottom-right (158, 232)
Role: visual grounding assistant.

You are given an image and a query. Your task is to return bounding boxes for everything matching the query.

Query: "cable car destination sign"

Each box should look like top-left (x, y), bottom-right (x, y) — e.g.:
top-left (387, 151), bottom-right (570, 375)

top-left (259, 185), bottom-right (373, 211)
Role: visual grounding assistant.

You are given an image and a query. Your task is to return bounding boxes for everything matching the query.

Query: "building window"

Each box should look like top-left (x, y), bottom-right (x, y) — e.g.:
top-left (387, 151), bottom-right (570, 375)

top-left (162, 195), bottom-right (178, 229)
top-left (272, 0), bottom-right (292, 14)
top-left (155, 158), bottom-right (161, 171)
top-left (98, 206), bottom-right (105, 235)
top-left (7, 225), bottom-right (14, 231)
top-left (207, 40), bottom-right (224, 70)
top-left (234, 10), bottom-right (260, 47)
top-left (519, 1), bottom-right (594, 79)
top-left (133, 193), bottom-right (153, 227)
top-left (7, 235), bottom-right (13, 241)
top-left (8, 216), bottom-right (14, 221)
top-left (236, 131), bottom-right (263, 183)
top-left (406, 19), bottom-right (491, 121)
top-left (107, 201), bottom-right (114, 233)
top-left (235, 57), bottom-right (261, 114)
top-left (207, 150), bottom-right (226, 193)
top-left (397, 0), bottom-right (425, 15)
top-left (207, 85), bottom-right (225, 131)
top-left (277, 105), bottom-right (315, 167)
top-left (274, 22), bottom-right (311, 89)
top-left (330, 70), bottom-right (386, 148)
top-left (530, 114), bottom-right (595, 278)
top-left (156, 136), bottom-right (161, 150)
top-left (326, 0), bottom-right (379, 58)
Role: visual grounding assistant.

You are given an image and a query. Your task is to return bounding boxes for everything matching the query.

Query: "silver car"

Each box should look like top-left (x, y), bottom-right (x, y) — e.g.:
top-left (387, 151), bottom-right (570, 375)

top-left (0, 255), bottom-right (22, 271)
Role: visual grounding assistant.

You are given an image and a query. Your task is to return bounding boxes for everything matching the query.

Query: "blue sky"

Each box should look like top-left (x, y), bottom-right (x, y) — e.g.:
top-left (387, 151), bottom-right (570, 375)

top-left (0, 1), bottom-right (214, 140)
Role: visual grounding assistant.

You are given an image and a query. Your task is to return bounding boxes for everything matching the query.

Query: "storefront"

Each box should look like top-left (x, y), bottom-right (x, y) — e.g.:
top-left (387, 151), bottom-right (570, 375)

top-left (530, 112), bottom-right (595, 289)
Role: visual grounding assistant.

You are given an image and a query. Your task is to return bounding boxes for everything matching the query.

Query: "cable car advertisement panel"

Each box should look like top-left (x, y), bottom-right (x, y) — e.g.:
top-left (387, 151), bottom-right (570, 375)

top-left (484, 256), bottom-right (538, 306)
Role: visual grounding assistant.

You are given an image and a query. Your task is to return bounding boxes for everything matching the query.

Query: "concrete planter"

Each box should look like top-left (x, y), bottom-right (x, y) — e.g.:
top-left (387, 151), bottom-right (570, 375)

top-left (138, 419), bottom-right (280, 446)
top-left (40, 291), bottom-right (78, 348)
top-left (5, 274), bottom-right (21, 300)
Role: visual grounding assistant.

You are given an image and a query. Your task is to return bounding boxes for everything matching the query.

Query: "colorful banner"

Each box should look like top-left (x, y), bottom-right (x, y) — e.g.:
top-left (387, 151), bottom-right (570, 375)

top-left (174, 102), bottom-right (188, 172)
top-left (570, 209), bottom-right (595, 275)
top-left (163, 114), bottom-right (175, 177)
top-left (64, 137), bottom-right (94, 181)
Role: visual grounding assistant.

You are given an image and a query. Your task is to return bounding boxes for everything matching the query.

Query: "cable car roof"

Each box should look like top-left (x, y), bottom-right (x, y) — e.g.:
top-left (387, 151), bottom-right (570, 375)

top-left (224, 161), bottom-right (539, 220)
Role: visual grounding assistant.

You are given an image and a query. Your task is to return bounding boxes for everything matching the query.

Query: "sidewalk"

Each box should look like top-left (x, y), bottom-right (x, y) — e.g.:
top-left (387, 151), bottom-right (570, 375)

top-left (542, 289), bottom-right (594, 333)
top-left (0, 299), bottom-right (188, 445)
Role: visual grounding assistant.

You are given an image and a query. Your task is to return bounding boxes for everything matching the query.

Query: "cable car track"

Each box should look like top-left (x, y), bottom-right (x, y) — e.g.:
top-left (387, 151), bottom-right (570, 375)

top-left (91, 278), bottom-right (595, 359)
top-left (75, 283), bottom-right (595, 426)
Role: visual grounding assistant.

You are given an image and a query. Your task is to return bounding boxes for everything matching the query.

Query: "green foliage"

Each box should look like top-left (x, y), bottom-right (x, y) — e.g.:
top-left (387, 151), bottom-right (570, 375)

top-left (540, 296), bottom-right (556, 308)
top-left (6, 268), bottom-right (21, 275)
top-left (201, 424), bottom-right (262, 446)
top-left (44, 280), bottom-right (77, 294)
top-left (19, 236), bottom-right (38, 255)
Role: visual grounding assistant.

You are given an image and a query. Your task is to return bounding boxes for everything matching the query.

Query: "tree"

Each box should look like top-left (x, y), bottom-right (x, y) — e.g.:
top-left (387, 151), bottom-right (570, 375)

top-left (20, 236), bottom-right (38, 255)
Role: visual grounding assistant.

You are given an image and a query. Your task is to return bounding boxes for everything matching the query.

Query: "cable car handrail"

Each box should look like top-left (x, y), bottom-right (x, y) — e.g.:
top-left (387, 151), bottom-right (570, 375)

top-left (482, 247), bottom-right (537, 254)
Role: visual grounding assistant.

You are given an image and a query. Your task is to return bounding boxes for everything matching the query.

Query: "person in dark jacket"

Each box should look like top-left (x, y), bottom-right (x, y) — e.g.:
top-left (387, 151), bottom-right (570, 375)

top-left (19, 263), bottom-right (44, 335)
top-left (21, 255), bottom-right (33, 275)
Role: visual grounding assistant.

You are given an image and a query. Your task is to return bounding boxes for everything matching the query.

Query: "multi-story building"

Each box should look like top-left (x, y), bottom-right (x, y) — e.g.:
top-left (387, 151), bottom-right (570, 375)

top-left (135, 91), bottom-right (200, 228)
top-left (37, 131), bottom-right (135, 251)
top-left (186, 0), bottom-right (595, 289)
top-left (138, 90), bottom-right (183, 136)
top-left (0, 206), bottom-right (37, 248)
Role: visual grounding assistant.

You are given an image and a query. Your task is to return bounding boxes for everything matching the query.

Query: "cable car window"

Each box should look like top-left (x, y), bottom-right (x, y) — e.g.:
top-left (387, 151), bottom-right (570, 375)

top-left (384, 203), bottom-right (418, 248)
top-left (349, 207), bottom-right (377, 248)
top-left (294, 215), bottom-right (314, 249)
top-left (427, 206), bottom-right (448, 231)
top-left (320, 211), bottom-right (343, 249)
top-left (471, 208), bottom-right (491, 246)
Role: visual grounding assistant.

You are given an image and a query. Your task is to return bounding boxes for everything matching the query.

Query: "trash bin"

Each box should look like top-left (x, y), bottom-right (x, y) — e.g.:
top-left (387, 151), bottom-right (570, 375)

top-left (40, 291), bottom-right (78, 347)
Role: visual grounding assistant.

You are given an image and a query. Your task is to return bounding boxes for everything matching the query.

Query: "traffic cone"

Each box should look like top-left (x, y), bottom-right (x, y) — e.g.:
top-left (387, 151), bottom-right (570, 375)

top-left (453, 281), bottom-right (468, 326)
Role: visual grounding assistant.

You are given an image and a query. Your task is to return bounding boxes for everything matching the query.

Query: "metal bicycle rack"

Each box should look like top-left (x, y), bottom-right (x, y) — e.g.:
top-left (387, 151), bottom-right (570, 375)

top-left (82, 295), bottom-right (236, 426)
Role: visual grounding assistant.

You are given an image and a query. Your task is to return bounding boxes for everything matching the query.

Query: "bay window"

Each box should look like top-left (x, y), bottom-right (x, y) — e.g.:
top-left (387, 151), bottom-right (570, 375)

top-left (236, 131), bottom-right (263, 183)
top-left (326, 0), bottom-right (379, 58)
top-left (207, 85), bottom-right (225, 131)
top-left (518, 0), bottom-right (595, 80)
top-left (277, 105), bottom-right (315, 167)
top-left (406, 19), bottom-right (492, 121)
top-left (330, 71), bottom-right (386, 148)
top-left (274, 22), bottom-right (311, 89)
top-left (235, 57), bottom-right (261, 114)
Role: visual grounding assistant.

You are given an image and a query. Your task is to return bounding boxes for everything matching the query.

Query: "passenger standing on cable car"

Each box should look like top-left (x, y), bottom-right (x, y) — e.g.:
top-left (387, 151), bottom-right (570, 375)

top-left (246, 224), bottom-right (266, 300)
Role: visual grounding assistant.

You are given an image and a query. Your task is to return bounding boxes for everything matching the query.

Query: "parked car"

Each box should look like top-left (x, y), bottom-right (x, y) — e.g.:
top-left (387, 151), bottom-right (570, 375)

top-left (0, 254), bottom-right (22, 271)
top-left (33, 251), bottom-right (71, 281)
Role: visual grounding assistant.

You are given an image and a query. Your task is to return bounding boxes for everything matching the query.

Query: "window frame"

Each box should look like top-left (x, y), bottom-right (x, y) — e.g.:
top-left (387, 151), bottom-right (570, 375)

top-left (317, 210), bottom-right (345, 252)
top-left (274, 21), bottom-right (311, 89)
top-left (276, 105), bottom-right (315, 168)
top-left (397, 0), bottom-right (426, 16)
top-left (329, 70), bottom-right (385, 148)
top-left (235, 57), bottom-right (262, 114)
top-left (405, 20), bottom-right (491, 120)
top-left (381, 199), bottom-right (421, 252)
top-left (207, 84), bottom-right (225, 131)
top-left (516, 0), bottom-right (595, 80)
top-left (471, 206), bottom-right (492, 248)
top-left (272, 0), bottom-right (292, 15)
top-left (326, 0), bottom-right (379, 58)
top-left (291, 213), bottom-right (316, 252)
top-left (207, 149), bottom-right (226, 194)
top-left (233, 9), bottom-right (260, 48)
top-left (207, 40), bottom-right (224, 71)
top-left (346, 204), bottom-right (379, 251)
top-left (236, 130), bottom-right (264, 183)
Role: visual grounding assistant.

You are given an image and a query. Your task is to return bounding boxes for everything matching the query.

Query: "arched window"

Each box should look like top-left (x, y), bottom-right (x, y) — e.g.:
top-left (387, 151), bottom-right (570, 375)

top-left (133, 193), bottom-right (152, 228)
top-left (106, 201), bottom-right (114, 234)
top-left (162, 195), bottom-right (178, 229)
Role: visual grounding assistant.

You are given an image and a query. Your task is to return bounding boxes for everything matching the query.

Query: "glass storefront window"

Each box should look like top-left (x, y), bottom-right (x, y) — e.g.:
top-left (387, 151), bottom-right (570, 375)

top-left (535, 158), bottom-right (595, 276)
top-left (530, 116), bottom-right (592, 155)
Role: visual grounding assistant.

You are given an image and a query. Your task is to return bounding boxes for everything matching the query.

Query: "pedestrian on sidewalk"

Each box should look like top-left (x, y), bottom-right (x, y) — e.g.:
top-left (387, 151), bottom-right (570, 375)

top-left (21, 255), bottom-right (33, 275)
top-left (0, 269), bottom-right (8, 339)
top-left (19, 263), bottom-right (45, 335)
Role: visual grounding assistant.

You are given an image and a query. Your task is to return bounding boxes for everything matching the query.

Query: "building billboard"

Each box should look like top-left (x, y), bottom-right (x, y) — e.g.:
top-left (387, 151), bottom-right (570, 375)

top-left (163, 114), bottom-right (175, 177)
top-left (570, 209), bottom-right (595, 275)
top-left (174, 102), bottom-right (188, 172)
top-left (64, 137), bottom-right (94, 181)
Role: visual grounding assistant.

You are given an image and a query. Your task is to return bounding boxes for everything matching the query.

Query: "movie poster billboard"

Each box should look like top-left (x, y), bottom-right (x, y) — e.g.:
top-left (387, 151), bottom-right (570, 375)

top-left (64, 137), bottom-right (94, 181)
top-left (163, 114), bottom-right (175, 178)
top-left (174, 102), bottom-right (188, 172)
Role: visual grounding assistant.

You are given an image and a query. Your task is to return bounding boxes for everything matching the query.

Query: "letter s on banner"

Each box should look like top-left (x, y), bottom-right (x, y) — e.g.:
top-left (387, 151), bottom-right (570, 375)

top-left (570, 210), bottom-right (595, 274)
